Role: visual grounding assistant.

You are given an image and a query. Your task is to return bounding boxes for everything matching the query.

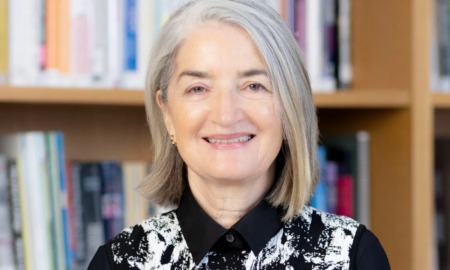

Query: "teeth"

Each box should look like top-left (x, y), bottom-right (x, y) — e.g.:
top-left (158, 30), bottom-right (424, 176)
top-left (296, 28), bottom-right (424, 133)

top-left (207, 135), bottom-right (252, 144)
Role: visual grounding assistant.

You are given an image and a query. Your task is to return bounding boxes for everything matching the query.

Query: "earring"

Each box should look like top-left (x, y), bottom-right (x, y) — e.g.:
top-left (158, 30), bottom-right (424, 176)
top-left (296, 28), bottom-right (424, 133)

top-left (170, 134), bottom-right (177, 146)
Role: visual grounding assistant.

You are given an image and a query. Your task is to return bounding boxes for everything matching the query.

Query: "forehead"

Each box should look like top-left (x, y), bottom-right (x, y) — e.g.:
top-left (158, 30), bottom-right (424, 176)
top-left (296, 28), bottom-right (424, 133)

top-left (173, 21), bottom-right (266, 69)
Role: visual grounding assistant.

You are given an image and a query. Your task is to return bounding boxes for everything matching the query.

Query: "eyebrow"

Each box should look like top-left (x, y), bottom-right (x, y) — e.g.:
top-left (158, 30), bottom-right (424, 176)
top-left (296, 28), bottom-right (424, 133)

top-left (177, 68), bottom-right (269, 82)
top-left (238, 68), bottom-right (269, 78)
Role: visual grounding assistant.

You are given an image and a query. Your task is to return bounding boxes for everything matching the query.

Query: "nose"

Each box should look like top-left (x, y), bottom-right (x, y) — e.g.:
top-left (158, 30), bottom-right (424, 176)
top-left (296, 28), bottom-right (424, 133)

top-left (210, 87), bottom-right (244, 127)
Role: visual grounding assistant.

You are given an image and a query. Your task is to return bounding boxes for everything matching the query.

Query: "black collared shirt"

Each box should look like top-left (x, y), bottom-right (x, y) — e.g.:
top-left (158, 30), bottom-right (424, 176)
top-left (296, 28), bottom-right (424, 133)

top-left (175, 186), bottom-right (284, 264)
top-left (88, 187), bottom-right (391, 269)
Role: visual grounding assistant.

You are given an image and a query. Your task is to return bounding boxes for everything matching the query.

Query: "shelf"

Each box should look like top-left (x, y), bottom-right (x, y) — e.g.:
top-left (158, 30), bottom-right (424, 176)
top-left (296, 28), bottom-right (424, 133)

top-left (0, 86), bottom-right (411, 109)
top-left (0, 86), bottom-right (145, 106)
top-left (313, 90), bottom-right (410, 108)
top-left (433, 92), bottom-right (450, 109)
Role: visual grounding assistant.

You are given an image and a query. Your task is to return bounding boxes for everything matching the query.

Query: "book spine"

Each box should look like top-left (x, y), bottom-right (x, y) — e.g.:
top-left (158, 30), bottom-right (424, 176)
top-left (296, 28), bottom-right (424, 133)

top-left (8, 160), bottom-right (24, 270)
top-left (337, 0), bottom-right (352, 88)
top-left (337, 174), bottom-right (353, 217)
top-left (70, 163), bottom-right (87, 270)
top-left (55, 133), bottom-right (72, 270)
top-left (69, 0), bottom-right (91, 88)
top-left (311, 146), bottom-right (328, 211)
top-left (44, 133), bottom-right (61, 270)
top-left (355, 131), bottom-right (370, 227)
top-left (100, 161), bottom-right (124, 241)
top-left (65, 162), bottom-right (76, 270)
top-left (0, 155), bottom-right (16, 270)
top-left (124, 0), bottom-right (137, 72)
top-left (294, 0), bottom-right (306, 54)
top-left (91, 0), bottom-right (108, 86)
top-left (24, 133), bottom-right (53, 269)
top-left (107, 0), bottom-right (123, 88)
top-left (80, 163), bottom-right (104, 269)
top-left (325, 160), bottom-right (339, 214)
top-left (0, 0), bottom-right (8, 84)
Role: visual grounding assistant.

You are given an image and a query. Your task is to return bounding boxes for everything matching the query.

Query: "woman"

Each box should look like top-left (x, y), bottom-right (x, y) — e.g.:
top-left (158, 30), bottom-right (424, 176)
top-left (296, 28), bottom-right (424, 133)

top-left (89, 0), bottom-right (390, 269)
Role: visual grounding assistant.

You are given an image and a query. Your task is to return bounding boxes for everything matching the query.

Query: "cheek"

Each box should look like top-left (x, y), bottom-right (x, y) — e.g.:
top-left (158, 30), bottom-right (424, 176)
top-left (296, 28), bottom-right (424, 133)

top-left (169, 102), bottom-right (208, 137)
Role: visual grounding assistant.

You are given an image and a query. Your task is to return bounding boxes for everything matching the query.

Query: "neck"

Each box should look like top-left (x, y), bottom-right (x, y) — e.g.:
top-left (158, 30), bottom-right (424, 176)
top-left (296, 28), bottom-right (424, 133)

top-left (188, 170), bottom-right (274, 229)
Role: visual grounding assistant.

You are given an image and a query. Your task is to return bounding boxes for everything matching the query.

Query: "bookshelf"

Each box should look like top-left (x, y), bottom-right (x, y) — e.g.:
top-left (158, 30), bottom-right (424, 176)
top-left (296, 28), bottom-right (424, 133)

top-left (0, 0), bottom-right (439, 269)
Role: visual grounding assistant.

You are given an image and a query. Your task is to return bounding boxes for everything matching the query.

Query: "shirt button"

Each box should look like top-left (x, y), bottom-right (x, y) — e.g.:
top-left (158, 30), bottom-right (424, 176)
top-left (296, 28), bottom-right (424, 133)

top-left (225, 233), bottom-right (235, 243)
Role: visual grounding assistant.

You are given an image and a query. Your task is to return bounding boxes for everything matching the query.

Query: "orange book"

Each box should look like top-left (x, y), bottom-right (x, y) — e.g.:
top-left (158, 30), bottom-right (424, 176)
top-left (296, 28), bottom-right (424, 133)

top-left (46, 0), bottom-right (59, 70)
top-left (59, 0), bottom-right (71, 74)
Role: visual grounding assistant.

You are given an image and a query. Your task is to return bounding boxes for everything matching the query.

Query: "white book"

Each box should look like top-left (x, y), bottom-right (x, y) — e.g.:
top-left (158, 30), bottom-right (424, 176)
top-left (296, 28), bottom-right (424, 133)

top-left (90, 0), bottom-right (109, 88)
top-left (0, 155), bottom-right (16, 270)
top-left (69, 0), bottom-right (92, 88)
top-left (8, 0), bottom-right (41, 86)
top-left (338, 0), bottom-right (352, 89)
top-left (107, 0), bottom-right (123, 88)
top-left (0, 134), bottom-right (33, 269)
top-left (305, 0), bottom-right (335, 92)
top-left (21, 133), bottom-right (53, 269)
top-left (130, 0), bottom-right (156, 90)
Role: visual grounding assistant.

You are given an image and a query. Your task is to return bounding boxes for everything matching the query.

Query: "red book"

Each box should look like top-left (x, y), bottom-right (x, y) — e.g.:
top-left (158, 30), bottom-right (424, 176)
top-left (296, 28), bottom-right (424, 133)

top-left (337, 174), bottom-right (353, 217)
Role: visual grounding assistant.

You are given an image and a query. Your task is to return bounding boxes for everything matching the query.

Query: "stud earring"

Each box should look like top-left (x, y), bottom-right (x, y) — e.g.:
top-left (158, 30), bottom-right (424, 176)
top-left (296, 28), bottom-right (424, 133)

top-left (170, 134), bottom-right (176, 146)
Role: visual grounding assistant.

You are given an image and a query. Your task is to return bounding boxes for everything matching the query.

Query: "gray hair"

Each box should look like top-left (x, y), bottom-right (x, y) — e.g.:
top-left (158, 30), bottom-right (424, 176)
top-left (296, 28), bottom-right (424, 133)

top-left (141, 0), bottom-right (318, 220)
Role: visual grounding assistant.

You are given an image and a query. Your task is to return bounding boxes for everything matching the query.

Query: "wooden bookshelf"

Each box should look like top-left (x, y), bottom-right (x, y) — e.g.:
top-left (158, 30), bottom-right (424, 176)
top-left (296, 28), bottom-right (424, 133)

top-left (0, 86), bottom-right (410, 109)
top-left (0, 0), bottom-right (438, 269)
top-left (0, 86), bottom-right (145, 106)
top-left (434, 93), bottom-right (450, 108)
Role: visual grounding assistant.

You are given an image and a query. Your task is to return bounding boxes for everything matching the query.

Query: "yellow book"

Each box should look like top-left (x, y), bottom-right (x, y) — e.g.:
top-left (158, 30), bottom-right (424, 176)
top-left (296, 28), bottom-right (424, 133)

top-left (0, 0), bottom-right (8, 83)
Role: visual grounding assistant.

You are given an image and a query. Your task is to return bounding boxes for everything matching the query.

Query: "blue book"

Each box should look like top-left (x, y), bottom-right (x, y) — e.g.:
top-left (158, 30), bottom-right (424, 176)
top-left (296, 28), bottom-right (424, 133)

top-left (311, 145), bottom-right (328, 211)
top-left (56, 132), bottom-right (72, 270)
top-left (124, 0), bottom-right (137, 71)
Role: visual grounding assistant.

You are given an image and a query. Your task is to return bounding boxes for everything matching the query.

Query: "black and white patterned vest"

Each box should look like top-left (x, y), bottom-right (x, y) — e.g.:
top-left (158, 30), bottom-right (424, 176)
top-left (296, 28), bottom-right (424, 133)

top-left (108, 206), bottom-right (360, 269)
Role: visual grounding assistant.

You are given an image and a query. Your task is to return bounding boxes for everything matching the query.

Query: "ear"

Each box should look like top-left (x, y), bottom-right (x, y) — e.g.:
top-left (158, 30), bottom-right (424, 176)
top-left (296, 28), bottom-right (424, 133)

top-left (156, 90), bottom-right (175, 136)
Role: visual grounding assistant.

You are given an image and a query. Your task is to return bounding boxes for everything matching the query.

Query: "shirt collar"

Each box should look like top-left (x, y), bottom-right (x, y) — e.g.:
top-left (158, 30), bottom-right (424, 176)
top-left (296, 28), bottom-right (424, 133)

top-left (175, 185), bottom-right (284, 264)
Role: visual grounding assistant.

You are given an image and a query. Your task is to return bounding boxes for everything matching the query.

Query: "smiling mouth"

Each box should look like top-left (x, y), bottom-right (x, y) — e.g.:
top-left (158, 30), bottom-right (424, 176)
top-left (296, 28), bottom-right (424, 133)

top-left (204, 135), bottom-right (255, 144)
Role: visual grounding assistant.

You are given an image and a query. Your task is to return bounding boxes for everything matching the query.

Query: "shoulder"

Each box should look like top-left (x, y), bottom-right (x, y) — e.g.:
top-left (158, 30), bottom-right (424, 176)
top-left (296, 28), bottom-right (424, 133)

top-left (102, 211), bottom-right (185, 269)
top-left (286, 206), bottom-right (361, 268)
top-left (296, 206), bottom-right (360, 234)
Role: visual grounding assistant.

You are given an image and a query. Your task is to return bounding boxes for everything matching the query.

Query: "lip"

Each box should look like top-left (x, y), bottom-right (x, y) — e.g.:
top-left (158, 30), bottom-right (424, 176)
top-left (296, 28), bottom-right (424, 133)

top-left (202, 133), bottom-right (255, 149)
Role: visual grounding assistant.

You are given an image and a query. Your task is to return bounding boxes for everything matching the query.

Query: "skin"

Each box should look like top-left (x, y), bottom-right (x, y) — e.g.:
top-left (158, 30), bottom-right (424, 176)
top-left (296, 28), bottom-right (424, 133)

top-left (157, 21), bottom-right (283, 229)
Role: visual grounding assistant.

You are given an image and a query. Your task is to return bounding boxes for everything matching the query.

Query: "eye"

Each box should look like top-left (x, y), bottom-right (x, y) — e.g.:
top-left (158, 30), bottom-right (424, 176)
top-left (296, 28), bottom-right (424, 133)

top-left (248, 83), bottom-right (265, 91)
top-left (187, 85), bottom-right (207, 94)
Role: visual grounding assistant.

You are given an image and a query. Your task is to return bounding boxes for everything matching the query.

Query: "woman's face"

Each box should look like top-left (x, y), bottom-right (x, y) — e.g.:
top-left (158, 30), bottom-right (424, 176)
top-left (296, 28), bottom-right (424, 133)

top-left (158, 22), bottom-right (283, 186)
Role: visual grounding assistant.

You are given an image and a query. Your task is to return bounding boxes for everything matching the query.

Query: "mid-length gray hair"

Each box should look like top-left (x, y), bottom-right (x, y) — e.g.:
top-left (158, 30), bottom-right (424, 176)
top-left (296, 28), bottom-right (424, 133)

top-left (141, 0), bottom-right (318, 221)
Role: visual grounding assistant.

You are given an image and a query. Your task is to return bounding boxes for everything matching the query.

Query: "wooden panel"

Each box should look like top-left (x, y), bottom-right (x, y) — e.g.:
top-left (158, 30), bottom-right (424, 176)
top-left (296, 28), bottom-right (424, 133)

top-left (411, 0), bottom-right (434, 269)
top-left (0, 86), bottom-right (145, 105)
top-left (314, 90), bottom-right (409, 108)
top-left (0, 104), bottom-right (152, 161)
top-left (434, 93), bottom-right (450, 108)
top-left (352, 0), bottom-right (411, 90)
top-left (319, 109), bottom-right (412, 270)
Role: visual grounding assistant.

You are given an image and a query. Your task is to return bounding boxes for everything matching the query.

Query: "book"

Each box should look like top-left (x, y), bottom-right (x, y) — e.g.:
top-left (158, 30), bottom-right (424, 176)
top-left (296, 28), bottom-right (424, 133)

top-left (7, 160), bottom-right (25, 270)
top-left (123, 161), bottom-right (153, 226)
top-left (310, 145), bottom-right (329, 211)
top-left (0, 154), bottom-right (15, 270)
top-left (79, 163), bottom-right (104, 267)
top-left (0, 0), bottom-right (8, 85)
top-left (99, 161), bottom-right (124, 241)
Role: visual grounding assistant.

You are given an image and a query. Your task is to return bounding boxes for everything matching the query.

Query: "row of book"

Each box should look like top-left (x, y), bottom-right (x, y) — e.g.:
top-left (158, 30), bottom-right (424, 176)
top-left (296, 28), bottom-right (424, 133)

top-left (434, 138), bottom-right (450, 270)
top-left (0, 131), bottom-right (162, 270)
top-left (0, 0), bottom-right (353, 92)
top-left (310, 131), bottom-right (371, 227)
